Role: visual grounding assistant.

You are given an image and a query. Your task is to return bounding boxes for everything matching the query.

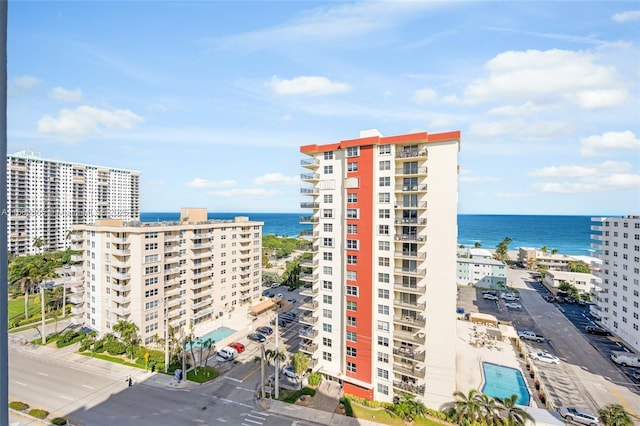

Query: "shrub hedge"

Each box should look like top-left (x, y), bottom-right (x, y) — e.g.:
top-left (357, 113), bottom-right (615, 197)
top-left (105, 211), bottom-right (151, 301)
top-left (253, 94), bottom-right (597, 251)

top-left (28, 408), bottom-right (49, 419)
top-left (307, 372), bottom-right (322, 387)
top-left (8, 401), bottom-right (28, 411)
top-left (339, 397), bottom-right (354, 417)
top-left (50, 418), bottom-right (68, 425)
top-left (281, 387), bottom-right (316, 403)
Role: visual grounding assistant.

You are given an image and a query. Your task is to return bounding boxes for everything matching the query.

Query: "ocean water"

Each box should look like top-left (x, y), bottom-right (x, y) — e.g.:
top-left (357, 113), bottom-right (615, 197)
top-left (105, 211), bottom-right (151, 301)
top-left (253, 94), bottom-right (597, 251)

top-left (140, 213), bottom-right (595, 256)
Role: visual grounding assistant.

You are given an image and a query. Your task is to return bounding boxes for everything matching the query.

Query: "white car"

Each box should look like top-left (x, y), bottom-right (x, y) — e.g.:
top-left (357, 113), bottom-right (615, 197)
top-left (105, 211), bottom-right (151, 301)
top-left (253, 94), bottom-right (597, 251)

top-left (270, 283), bottom-right (280, 289)
top-left (558, 406), bottom-right (601, 425)
top-left (505, 302), bottom-right (523, 309)
top-left (530, 352), bottom-right (560, 364)
top-left (483, 294), bottom-right (499, 301)
top-left (282, 365), bottom-right (300, 379)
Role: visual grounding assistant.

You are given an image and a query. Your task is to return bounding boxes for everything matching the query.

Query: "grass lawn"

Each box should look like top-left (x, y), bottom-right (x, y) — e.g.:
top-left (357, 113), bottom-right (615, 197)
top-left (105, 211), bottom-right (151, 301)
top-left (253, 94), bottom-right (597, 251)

top-left (186, 366), bottom-right (219, 383)
top-left (8, 295), bottom-right (41, 322)
top-left (79, 351), bottom-right (146, 369)
top-left (351, 403), bottom-right (449, 426)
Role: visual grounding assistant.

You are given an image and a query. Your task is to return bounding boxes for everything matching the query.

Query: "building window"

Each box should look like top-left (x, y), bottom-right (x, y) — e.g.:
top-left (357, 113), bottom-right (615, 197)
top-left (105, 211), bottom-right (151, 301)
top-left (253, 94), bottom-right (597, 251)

top-left (144, 277), bottom-right (158, 286)
top-left (379, 144), bottom-right (391, 155)
top-left (323, 351), bottom-right (332, 361)
top-left (145, 289), bottom-right (159, 297)
top-left (378, 257), bottom-right (390, 267)
top-left (323, 295), bottom-right (333, 304)
top-left (347, 193), bottom-right (358, 203)
top-left (378, 273), bottom-right (390, 283)
top-left (378, 305), bottom-right (389, 315)
top-left (324, 151), bottom-right (333, 160)
top-left (346, 239), bottom-right (359, 250)
top-left (378, 225), bottom-right (389, 235)
top-left (346, 301), bottom-right (357, 311)
top-left (378, 336), bottom-right (389, 347)
top-left (323, 194), bottom-right (333, 203)
top-left (346, 146), bottom-right (360, 157)
top-left (347, 347), bottom-right (357, 357)
top-left (347, 209), bottom-right (359, 219)
top-left (379, 241), bottom-right (390, 251)
top-left (377, 384), bottom-right (389, 395)
top-left (347, 162), bottom-right (358, 172)
top-left (346, 285), bottom-right (358, 296)
top-left (347, 316), bottom-right (357, 326)
top-left (323, 252), bottom-right (333, 261)
top-left (323, 323), bottom-right (332, 332)
top-left (347, 255), bottom-right (357, 265)
top-left (379, 177), bottom-right (390, 187)
top-left (346, 271), bottom-right (357, 280)
top-left (377, 320), bottom-right (389, 332)
top-left (323, 223), bottom-right (333, 232)
top-left (377, 368), bottom-right (389, 380)
top-left (378, 352), bottom-right (389, 363)
top-left (347, 224), bottom-right (358, 234)
top-left (323, 308), bottom-right (332, 319)
top-left (323, 238), bottom-right (334, 247)
top-left (324, 165), bottom-right (333, 174)
top-left (346, 331), bottom-right (357, 342)
top-left (322, 337), bottom-right (332, 347)
top-left (144, 254), bottom-right (159, 263)
top-left (346, 362), bottom-right (357, 373)
top-left (323, 209), bottom-right (334, 219)
top-left (379, 209), bottom-right (390, 219)
top-left (379, 160), bottom-right (391, 170)
top-left (322, 280), bottom-right (333, 290)
top-left (323, 266), bottom-right (333, 275)
top-left (378, 193), bottom-right (390, 203)
top-left (378, 289), bottom-right (390, 299)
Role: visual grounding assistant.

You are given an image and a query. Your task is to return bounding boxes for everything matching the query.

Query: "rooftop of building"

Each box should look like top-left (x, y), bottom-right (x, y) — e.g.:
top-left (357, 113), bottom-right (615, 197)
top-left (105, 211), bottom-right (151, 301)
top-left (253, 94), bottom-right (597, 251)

top-left (8, 150), bottom-right (141, 174)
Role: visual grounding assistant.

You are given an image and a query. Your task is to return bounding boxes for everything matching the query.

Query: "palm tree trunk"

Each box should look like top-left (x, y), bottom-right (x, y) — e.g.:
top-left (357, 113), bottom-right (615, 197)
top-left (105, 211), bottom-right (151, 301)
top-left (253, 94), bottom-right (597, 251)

top-left (24, 288), bottom-right (29, 320)
top-left (40, 284), bottom-right (46, 344)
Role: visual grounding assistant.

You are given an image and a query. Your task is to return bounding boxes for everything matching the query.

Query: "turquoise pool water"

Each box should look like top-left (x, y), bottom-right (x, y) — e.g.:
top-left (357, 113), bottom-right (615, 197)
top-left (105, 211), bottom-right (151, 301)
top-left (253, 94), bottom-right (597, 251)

top-left (186, 326), bottom-right (236, 350)
top-left (481, 362), bottom-right (530, 405)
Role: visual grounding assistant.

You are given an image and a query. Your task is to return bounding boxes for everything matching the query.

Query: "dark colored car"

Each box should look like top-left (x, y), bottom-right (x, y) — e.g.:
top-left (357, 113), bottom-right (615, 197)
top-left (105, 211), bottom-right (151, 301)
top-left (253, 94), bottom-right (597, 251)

top-left (585, 325), bottom-right (612, 336)
top-left (228, 342), bottom-right (245, 353)
top-left (287, 286), bottom-right (296, 291)
top-left (257, 326), bottom-right (273, 336)
top-left (482, 290), bottom-right (497, 296)
top-left (247, 333), bottom-right (266, 343)
top-left (287, 298), bottom-right (297, 303)
top-left (278, 319), bottom-right (287, 328)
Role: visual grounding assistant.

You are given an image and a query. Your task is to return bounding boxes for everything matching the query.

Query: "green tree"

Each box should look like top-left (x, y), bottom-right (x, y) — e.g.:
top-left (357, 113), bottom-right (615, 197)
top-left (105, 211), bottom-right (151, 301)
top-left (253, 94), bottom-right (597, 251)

top-left (568, 261), bottom-right (590, 273)
top-left (598, 404), bottom-right (633, 426)
top-left (112, 320), bottom-right (139, 346)
top-left (200, 338), bottom-right (216, 368)
top-left (498, 394), bottom-right (535, 425)
top-left (387, 392), bottom-right (427, 423)
top-left (290, 352), bottom-right (310, 389)
top-left (264, 348), bottom-right (286, 366)
top-left (551, 248), bottom-right (559, 255)
top-left (495, 237), bottom-right (512, 261)
top-left (540, 246), bottom-right (548, 254)
top-left (472, 392), bottom-right (500, 425)
top-left (443, 389), bottom-right (483, 424)
top-left (33, 236), bottom-right (46, 254)
top-left (474, 241), bottom-right (481, 248)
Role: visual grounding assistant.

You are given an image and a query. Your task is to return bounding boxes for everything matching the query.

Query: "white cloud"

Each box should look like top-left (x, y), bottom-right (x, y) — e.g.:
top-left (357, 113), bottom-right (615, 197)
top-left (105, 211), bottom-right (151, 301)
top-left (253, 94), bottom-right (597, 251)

top-left (459, 176), bottom-right (500, 184)
top-left (530, 161), bottom-right (640, 193)
top-left (49, 86), bottom-right (84, 103)
top-left (493, 192), bottom-right (531, 198)
top-left (612, 10), bottom-right (640, 22)
top-left (468, 118), bottom-right (573, 140)
top-left (254, 173), bottom-right (300, 185)
top-left (463, 49), bottom-right (628, 108)
top-left (487, 102), bottom-right (547, 116)
top-left (580, 131), bottom-right (640, 157)
top-left (412, 88), bottom-right (438, 104)
top-left (185, 178), bottom-right (236, 189)
top-left (8, 75), bottom-right (42, 96)
top-left (267, 76), bottom-right (350, 96)
top-left (37, 105), bottom-right (143, 139)
top-left (207, 188), bottom-right (283, 198)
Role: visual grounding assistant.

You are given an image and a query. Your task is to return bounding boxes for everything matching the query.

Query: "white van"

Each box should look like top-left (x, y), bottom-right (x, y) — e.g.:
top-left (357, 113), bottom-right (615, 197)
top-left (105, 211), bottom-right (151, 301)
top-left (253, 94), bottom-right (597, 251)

top-left (610, 351), bottom-right (640, 367)
top-left (216, 346), bottom-right (238, 362)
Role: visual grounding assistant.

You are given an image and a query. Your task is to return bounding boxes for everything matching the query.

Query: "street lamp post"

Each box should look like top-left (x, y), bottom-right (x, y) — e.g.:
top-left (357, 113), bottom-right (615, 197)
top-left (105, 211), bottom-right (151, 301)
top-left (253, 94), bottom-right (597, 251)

top-left (164, 297), bottom-right (169, 373)
top-left (274, 313), bottom-right (279, 399)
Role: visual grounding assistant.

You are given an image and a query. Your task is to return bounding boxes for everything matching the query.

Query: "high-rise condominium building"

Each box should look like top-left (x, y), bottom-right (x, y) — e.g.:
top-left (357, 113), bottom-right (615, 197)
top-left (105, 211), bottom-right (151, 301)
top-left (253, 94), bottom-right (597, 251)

top-left (69, 208), bottom-right (263, 345)
top-left (6, 150), bottom-right (140, 256)
top-left (591, 215), bottom-right (640, 352)
top-left (298, 129), bottom-right (460, 409)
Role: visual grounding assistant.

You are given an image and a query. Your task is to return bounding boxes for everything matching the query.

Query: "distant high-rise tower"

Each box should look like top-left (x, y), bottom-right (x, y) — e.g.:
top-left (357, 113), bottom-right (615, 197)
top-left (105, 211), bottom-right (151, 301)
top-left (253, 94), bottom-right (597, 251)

top-left (6, 150), bottom-right (140, 255)
top-left (591, 215), bottom-right (640, 352)
top-left (298, 129), bottom-right (460, 409)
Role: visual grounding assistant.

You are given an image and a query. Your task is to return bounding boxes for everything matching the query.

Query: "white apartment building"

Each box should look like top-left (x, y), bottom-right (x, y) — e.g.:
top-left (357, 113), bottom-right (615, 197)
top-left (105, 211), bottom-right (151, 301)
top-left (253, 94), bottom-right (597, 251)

top-left (299, 129), bottom-right (460, 409)
top-left (456, 248), bottom-right (507, 288)
top-left (6, 150), bottom-right (140, 256)
top-left (541, 270), bottom-right (601, 296)
top-left (69, 208), bottom-right (263, 345)
top-left (591, 215), bottom-right (640, 352)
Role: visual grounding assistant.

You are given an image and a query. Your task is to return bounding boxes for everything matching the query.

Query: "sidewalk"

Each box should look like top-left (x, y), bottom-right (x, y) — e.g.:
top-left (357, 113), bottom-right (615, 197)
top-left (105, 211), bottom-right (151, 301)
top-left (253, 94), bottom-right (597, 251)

top-left (259, 398), bottom-right (383, 426)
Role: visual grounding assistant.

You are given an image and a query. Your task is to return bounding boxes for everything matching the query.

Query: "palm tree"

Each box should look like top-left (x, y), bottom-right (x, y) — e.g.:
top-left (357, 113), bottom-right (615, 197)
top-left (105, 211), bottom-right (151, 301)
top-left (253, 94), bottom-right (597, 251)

top-left (473, 392), bottom-right (501, 424)
top-left (474, 241), bottom-right (482, 248)
top-left (598, 404), bottom-right (633, 426)
top-left (200, 338), bottom-right (215, 368)
top-left (540, 246), bottom-right (548, 254)
top-left (112, 320), bottom-right (139, 346)
top-left (498, 394), bottom-right (535, 426)
top-left (443, 389), bottom-right (483, 424)
top-left (265, 348), bottom-right (286, 366)
top-left (387, 392), bottom-right (427, 423)
top-left (33, 236), bottom-right (46, 254)
top-left (8, 256), bottom-right (36, 320)
top-left (551, 248), bottom-right (559, 255)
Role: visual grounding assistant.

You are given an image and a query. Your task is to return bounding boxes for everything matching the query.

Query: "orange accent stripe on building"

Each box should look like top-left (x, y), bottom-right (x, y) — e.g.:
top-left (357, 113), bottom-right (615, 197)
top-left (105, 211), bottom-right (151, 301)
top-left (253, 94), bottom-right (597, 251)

top-left (427, 130), bottom-right (461, 142)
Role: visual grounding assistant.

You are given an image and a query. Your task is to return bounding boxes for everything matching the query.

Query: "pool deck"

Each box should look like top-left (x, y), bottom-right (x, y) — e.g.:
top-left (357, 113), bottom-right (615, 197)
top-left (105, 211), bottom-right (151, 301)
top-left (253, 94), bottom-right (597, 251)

top-left (456, 320), bottom-right (538, 407)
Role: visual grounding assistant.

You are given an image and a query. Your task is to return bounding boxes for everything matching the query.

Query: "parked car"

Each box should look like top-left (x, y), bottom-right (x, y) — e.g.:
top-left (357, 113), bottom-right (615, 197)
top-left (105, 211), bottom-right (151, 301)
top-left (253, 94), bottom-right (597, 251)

top-left (275, 293), bottom-right (284, 298)
top-left (282, 365), bottom-right (300, 380)
top-left (611, 351), bottom-right (640, 367)
top-left (287, 297), bottom-right (297, 303)
top-left (261, 289), bottom-right (271, 296)
top-left (558, 406), bottom-right (601, 425)
top-left (505, 302), bottom-right (523, 309)
top-left (482, 290), bottom-right (497, 296)
top-left (483, 294), bottom-right (499, 301)
top-left (287, 286), bottom-right (296, 291)
top-left (632, 371), bottom-right (640, 382)
top-left (530, 352), bottom-right (560, 364)
top-left (500, 292), bottom-right (519, 300)
top-left (518, 331), bottom-right (545, 343)
top-left (247, 333), bottom-right (266, 343)
top-left (270, 283), bottom-right (280, 289)
top-left (257, 326), bottom-right (273, 336)
top-left (228, 342), bottom-right (245, 353)
top-left (585, 325), bottom-right (612, 336)
top-left (277, 319), bottom-right (287, 328)
top-left (216, 346), bottom-right (238, 362)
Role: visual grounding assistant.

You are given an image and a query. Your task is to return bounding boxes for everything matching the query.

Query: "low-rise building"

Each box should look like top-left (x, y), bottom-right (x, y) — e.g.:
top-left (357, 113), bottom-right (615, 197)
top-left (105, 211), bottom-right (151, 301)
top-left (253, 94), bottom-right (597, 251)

top-left (541, 270), bottom-right (601, 296)
top-left (70, 208), bottom-right (263, 345)
top-left (517, 247), bottom-right (578, 271)
top-left (457, 248), bottom-right (507, 288)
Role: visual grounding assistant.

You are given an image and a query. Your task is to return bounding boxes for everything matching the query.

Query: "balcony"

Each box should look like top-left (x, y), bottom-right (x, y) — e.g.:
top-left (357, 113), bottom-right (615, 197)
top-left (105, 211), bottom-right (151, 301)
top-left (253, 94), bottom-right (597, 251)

top-left (167, 298), bottom-right (182, 308)
top-left (301, 173), bottom-right (320, 182)
top-left (394, 234), bottom-right (426, 242)
top-left (393, 363), bottom-right (426, 379)
top-left (299, 315), bottom-right (318, 326)
top-left (191, 232), bottom-right (212, 239)
top-left (395, 202), bottom-right (427, 210)
top-left (192, 300), bottom-right (211, 310)
top-left (110, 257), bottom-right (129, 268)
top-left (300, 159), bottom-right (320, 169)
top-left (191, 280), bottom-right (211, 290)
top-left (110, 294), bottom-right (128, 304)
top-left (68, 295), bottom-right (84, 304)
top-left (395, 149), bottom-right (428, 159)
top-left (394, 250), bottom-right (426, 260)
top-left (299, 328), bottom-right (318, 339)
top-left (300, 216), bottom-right (319, 224)
top-left (300, 287), bottom-right (319, 297)
top-left (191, 243), bottom-right (210, 250)
top-left (110, 283), bottom-right (131, 292)
top-left (111, 271), bottom-right (131, 280)
top-left (111, 249), bottom-right (131, 256)
top-left (394, 217), bottom-right (427, 226)
top-left (393, 283), bottom-right (426, 295)
top-left (112, 305), bottom-right (131, 316)
top-left (393, 299), bottom-right (426, 311)
top-left (395, 167), bottom-right (428, 176)
top-left (393, 315), bottom-right (426, 328)
top-left (170, 319), bottom-right (183, 328)
top-left (394, 268), bottom-right (426, 277)
top-left (164, 234), bottom-right (182, 242)
top-left (392, 381), bottom-right (425, 396)
top-left (71, 254), bottom-right (83, 262)
top-left (69, 285), bottom-right (85, 294)
top-left (165, 288), bottom-right (181, 298)
top-left (167, 308), bottom-right (182, 319)
top-left (299, 342), bottom-right (318, 354)
top-left (67, 275), bottom-right (85, 284)
top-left (393, 347), bottom-right (425, 362)
top-left (192, 270), bottom-right (211, 280)
top-left (394, 184), bottom-right (428, 193)
top-left (393, 330), bottom-right (426, 345)
top-left (300, 301), bottom-right (319, 311)
top-left (309, 358), bottom-right (319, 369)
top-left (300, 273), bottom-right (318, 283)
top-left (111, 237), bottom-right (129, 244)
top-left (193, 307), bottom-right (213, 319)
top-left (300, 202), bottom-right (320, 209)
top-left (70, 305), bottom-right (84, 315)
top-left (300, 188), bottom-right (319, 196)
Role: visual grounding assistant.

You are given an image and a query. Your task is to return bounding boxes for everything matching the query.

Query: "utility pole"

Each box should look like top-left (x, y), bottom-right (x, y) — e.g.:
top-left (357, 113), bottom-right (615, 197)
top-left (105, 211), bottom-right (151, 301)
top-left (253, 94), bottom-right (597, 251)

top-left (1, 2), bottom-right (9, 424)
top-left (274, 313), bottom-right (279, 399)
top-left (164, 298), bottom-right (169, 373)
top-left (40, 284), bottom-right (46, 344)
top-left (260, 344), bottom-right (265, 399)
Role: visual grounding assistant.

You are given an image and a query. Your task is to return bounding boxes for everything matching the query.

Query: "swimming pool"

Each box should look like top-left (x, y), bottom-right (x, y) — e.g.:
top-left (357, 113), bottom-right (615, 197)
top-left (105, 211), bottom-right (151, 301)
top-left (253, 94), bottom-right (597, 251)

top-left (186, 326), bottom-right (236, 350)
top-left (481, 362), bottom-right (530, 405)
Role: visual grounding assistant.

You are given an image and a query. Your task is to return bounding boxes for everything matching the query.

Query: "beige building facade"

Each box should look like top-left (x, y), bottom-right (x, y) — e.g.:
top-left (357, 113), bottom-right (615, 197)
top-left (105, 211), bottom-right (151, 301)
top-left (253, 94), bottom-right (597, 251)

top-left (70, 208), bottom-right (263, 345)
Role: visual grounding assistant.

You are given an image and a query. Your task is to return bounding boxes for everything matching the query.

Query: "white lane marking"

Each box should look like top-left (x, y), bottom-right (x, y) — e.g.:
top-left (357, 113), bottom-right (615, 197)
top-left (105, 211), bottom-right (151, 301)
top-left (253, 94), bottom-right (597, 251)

top-left (60, 395), bottom-right (74, 400)
top-left (14, 381), bottom-right (27, 386)
top-left (235, 386), bottom-right (254, 392)
top-left (82, 384), bottom-right (94, 389)
top-left (37, 372), bottom-right (48, 376)
top-left (224, 376), bottom-right (243, 383)
top-left (242, 419), bottom-right (263, 425)
top-left (251, 410), bottom-right (268, 416)
top-left (247, 414), bottom-right (266, 420)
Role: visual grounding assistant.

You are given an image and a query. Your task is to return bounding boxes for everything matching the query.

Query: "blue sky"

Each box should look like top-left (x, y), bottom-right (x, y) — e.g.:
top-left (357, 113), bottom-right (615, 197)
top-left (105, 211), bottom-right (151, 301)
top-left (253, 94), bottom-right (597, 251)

top-left (7, 1), bottom-right (640, 215)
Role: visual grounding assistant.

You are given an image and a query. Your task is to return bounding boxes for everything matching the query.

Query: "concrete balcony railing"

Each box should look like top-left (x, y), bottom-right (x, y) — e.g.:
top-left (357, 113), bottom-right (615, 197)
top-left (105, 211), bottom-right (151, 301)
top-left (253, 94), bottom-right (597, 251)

top-left (111, 283), bottom-right (131, 292)
top-left (68, 285), bottom-right (85, 294)
top-left (308, 358), bottom-right (319, 369)
top-left (191, 232), bottom-right (212, 239)
top-left (191, 280), bottom-right (211, 290)
top-left (166, 298), bottom-right (182, 308)
top-left (111, 237), bottom-right (129, 244)
top-left (299, 315), bottom-right (318, 326)
top-left (393, 283), bottom-right (426, 295)
top-left (299, 342), bottom-right (318, 354)
top-left (392, 381), bottom-right (425, 396)
top-left (191, 300), bottom-right (211, 310)
top-left (70, 305), bottom-right (84, 315)
top-left (68, 295), bottom-right (84, 305)
top-left (111, 271), bottom-right (131, 280)
top-left (193, 307), bottom-right (213, 319)
top-left (299, 328), bottom-right (318, 339)
top-left (111, 249), bottom-right (131, 256)
top-left (71, 254), bottom-right (83, 262)
top-left (393, 330), bottom-right (426, 345)
top-left (393, 363), bottom-right (426, 379)
top-left (393, 315), bottom-right (426, 328)
top-left (299, 301), bottom-right (319, 311)
top-left (395, 149), bottom-right (428, 159)
top-left (393, 299), bottom-right (426, 311)
top-left (111, 294), bottom-right (129, 304)
top-left (300, 287), bottom-right (319, 297)
top-left (393, 347), bottom-right (425, 362)
top-left (394, 267), bottom-right (426, 277)
top-left (112, 306), bottom-right (131, 316)
top-left (167, 308), bottom-right (182, 319)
